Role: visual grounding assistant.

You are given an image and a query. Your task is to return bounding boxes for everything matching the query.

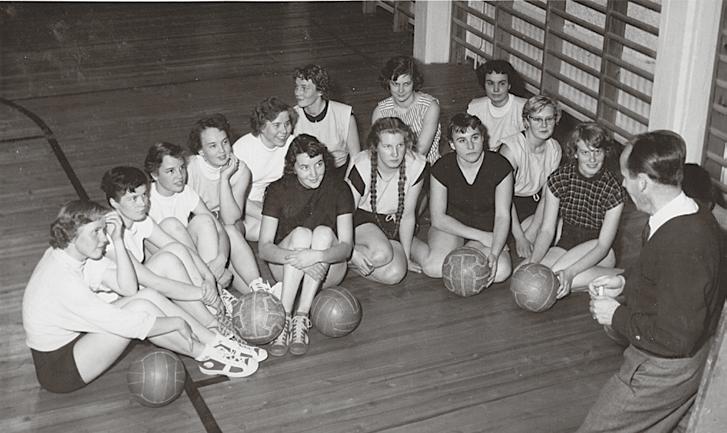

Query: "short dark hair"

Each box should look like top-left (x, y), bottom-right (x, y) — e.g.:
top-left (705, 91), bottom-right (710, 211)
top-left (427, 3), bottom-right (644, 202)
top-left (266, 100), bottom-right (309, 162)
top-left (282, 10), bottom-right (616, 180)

top-left (144, 141), bottom-right (187, 176)
top-left (283, 134), bottom-right (332, 176)
top-left (188, 113), bottom-right (231, 154)
top-left (49, 200), bottom-right (107, 249)
top-left (682, 163), bottom-right (724, 209)
top-left (564, 122), bottom-right (616, 160)
top-left (100, 166), bottom-right (149, 203)
top-left (294, 64), bottom-right (331, 100)
top-left (475, 59), bottom-right (526, 96)
top-left (249, 97), bottom-right (298, 136)
top-left (447, 113), bottom-right (489, 145)
top-left (378, 55), bottom-right (424, 92)
top-left (625, 130), bottom-right (686, 186)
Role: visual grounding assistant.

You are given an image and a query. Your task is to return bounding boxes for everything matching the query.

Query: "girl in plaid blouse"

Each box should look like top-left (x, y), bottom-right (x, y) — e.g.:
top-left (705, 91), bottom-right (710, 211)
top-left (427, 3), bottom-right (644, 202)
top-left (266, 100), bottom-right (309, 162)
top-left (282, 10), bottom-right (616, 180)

top-left (521, 122), bottom-right (624, 298)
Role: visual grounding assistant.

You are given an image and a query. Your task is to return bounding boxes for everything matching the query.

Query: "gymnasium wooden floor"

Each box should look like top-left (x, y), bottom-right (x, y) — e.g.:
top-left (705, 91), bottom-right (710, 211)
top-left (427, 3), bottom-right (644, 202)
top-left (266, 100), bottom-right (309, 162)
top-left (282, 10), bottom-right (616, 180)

top-left (1, 3), bottom-right (632, 432)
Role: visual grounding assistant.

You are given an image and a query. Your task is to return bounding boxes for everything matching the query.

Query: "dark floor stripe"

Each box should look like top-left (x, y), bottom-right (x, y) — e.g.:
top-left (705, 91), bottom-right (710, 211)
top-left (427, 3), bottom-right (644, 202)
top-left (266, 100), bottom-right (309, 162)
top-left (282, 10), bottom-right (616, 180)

top-left (184, 366), bottom-right (224, 433)
top-left (0, 134), bottom-right (46, 144)
top-left (0, 96), bottom-right (89, 200)
top-left (2, 95), bottom-right (226, 430)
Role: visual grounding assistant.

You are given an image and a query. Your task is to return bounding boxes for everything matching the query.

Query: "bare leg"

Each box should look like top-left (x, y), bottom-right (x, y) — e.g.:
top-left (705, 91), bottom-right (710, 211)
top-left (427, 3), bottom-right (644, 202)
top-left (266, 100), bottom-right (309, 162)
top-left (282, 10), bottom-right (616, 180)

top-left (187, 214), bottom-right (222, 263)
top-left (145, 251), bottom-right (216, 327)
top-left (411, 226), bottom-right (464, 278)
top-left (73, 298), bottom-right (207, 384)
top-left (269, 227), bottom-right (311, 315)
top-left (550, 241), bottom-right (620, 291)
top-left (352, 223), bottom-right (407, 285)
top-left (224, 222), bottom-right (260, 285)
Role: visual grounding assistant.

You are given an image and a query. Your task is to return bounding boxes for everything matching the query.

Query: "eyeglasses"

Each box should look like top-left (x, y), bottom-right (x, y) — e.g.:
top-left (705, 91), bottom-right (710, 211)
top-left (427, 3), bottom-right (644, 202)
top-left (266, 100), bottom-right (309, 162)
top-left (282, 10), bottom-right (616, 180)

top-left (528, 115), bottom-right (556, 126)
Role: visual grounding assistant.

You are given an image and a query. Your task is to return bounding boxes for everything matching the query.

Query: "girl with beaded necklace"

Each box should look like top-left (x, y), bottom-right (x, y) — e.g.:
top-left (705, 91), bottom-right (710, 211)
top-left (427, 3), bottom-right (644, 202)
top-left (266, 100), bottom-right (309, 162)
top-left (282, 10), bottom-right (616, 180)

top-left (346, 117), bottom-right (428, 283)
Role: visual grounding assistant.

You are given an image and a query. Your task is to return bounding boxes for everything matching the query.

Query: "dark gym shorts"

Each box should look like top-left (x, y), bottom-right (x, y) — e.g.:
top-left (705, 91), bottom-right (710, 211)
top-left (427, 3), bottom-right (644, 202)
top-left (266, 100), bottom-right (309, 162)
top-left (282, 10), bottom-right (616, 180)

top-left (31, 334), bottom-right (86, 393)
top-left (354, 208), bottom-right (400, 241)
top-left (513, 193), bottom-right (540, 220)
top-left (556, 221), bottom-right (599, 250)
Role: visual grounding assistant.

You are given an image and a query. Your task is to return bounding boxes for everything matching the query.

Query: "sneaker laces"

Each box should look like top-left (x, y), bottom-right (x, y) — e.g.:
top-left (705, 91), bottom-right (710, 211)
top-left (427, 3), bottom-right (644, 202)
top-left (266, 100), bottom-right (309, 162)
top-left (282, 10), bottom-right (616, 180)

top-left (219, 287), bottom-right (238, 317)
top-left (213, 338), bottom-right (253, 364)
top-left (290, 315), bottom-right (311, 344)
top-left (272, 316), bottom-right (290, 346)
top-left (249, 277), bottom-right (283, 301)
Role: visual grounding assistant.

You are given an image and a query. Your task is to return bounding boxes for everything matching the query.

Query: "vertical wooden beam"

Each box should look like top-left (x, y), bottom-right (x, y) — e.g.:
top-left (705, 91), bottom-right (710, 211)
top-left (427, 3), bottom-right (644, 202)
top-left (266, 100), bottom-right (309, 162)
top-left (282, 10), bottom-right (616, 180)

top-left (362, 1), bottom-right (377, 15)
top-left (414, 0), bottom-right (452, 64)
top-left (393, 1), bottom-right (409, 32)
top-left (493, 1), bottom-right (515, 61)
top-left (450, 1), bottom-right (467, 63)
top-left (597, 0), bottom-right (628, 128)
top-left (650, 0), bottom-right (722, 162)
top-left (541, 1), bottom-right (567, 95)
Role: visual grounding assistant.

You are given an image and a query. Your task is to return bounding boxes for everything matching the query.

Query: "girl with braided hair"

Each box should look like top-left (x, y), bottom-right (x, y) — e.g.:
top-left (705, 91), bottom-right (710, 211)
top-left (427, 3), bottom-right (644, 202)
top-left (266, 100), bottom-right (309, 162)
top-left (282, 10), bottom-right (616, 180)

top-left (346, 117), bottom-right (428, 284)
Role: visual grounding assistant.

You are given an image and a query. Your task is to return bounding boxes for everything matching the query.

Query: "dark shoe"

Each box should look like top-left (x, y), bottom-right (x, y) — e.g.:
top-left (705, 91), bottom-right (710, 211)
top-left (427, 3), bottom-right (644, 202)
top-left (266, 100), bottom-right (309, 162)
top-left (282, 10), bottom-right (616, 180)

top-left (289, 314), bottom-right (311, 356)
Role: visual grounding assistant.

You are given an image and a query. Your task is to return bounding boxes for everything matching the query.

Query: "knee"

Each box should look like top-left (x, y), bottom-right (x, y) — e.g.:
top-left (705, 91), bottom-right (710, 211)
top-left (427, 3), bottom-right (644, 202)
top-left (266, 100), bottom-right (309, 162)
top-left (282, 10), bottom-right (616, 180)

top-left (367, 243), bottom-right (394, 267)
top-left (159, 218), bottom-right (186, 237)
top-left (159, 241), bottom-right (187, 257)
top-left (600, 249), bottom-right (616, 267)
top-left (311, 225), bottom-right (335, 246)
top-left (376, 262), bottom-right (406, 285)
top-left (189, 214), bottom-right (215, 232)
top-left (421, 258), bottom-right (443, 279)
top-left (149, 251), bottom-right (185, 274)
top-left (288, 227), bottom-right (313, 248)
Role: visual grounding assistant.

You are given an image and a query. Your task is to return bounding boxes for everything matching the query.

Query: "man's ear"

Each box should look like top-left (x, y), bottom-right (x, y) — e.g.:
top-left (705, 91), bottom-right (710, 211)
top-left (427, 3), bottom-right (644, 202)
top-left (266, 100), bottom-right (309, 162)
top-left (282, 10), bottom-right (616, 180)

top-left (109, 197), bottom-right (120, 210)
top-left (637, 173), bottom-right (650, 192)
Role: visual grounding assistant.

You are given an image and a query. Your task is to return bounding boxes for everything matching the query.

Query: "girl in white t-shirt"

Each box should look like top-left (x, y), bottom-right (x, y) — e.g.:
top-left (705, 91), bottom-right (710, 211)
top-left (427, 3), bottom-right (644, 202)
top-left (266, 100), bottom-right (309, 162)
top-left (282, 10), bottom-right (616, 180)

top-left (499, 95), bottom-right (563, 259)
top-left (232, 97), bottom-right (297, 242)
top-left (22, 200), bottom-right (260, 393)
top-left (187, 114), bottom-right (262, 290)
top-left (467, 59), bottom-right (527, 151)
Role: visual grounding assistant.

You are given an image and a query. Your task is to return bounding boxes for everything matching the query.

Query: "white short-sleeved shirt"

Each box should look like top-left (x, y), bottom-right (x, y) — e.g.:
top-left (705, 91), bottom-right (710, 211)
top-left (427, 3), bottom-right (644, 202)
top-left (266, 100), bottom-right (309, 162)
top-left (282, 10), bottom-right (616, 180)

top-left (500, 132), bottom-right (561, 197)
top-left (467, 94), bottom-right (526, 150)
top-left (346, 150), bottom-right (427, 214)
top-left (232, 133), bottom-right (293, 203)
top-left (294, 100), bottom-right (352, 169)
top-left (148, 182), bottom-right (200, 227)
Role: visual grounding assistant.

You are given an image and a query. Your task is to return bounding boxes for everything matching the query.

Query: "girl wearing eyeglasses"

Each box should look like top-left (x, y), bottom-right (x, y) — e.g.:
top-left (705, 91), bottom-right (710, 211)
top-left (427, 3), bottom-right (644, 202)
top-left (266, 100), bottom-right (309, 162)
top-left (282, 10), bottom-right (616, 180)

top-left (499, 95), bottom-right (562, 260)
top-left (518, 122), bottom-right (624, 299)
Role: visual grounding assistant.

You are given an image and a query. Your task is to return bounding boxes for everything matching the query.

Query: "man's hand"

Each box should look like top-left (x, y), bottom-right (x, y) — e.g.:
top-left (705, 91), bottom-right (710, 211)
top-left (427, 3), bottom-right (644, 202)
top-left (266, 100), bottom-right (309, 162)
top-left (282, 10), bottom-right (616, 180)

top-left (588, 274), bottom-right (625, 299)
top-left (589, 295), bottom-right (620, 326)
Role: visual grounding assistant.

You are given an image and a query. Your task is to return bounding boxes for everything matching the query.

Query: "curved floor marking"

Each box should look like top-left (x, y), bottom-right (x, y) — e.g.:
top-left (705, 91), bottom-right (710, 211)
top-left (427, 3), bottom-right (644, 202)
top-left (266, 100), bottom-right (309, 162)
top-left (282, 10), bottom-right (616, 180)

top-left (0, 96), bottom-right (89, 200)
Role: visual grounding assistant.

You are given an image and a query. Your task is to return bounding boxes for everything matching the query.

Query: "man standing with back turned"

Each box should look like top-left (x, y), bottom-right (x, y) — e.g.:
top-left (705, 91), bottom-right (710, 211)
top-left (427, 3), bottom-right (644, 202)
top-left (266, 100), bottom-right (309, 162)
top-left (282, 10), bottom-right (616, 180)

top-left (579, 130), bottom-right (725, 432)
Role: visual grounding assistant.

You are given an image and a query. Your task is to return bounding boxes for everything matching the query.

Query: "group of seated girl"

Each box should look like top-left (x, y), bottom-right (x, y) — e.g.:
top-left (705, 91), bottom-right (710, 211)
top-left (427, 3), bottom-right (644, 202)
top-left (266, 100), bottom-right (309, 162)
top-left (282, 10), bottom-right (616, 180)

top-left (22, 56), bottom-right (628, 395)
